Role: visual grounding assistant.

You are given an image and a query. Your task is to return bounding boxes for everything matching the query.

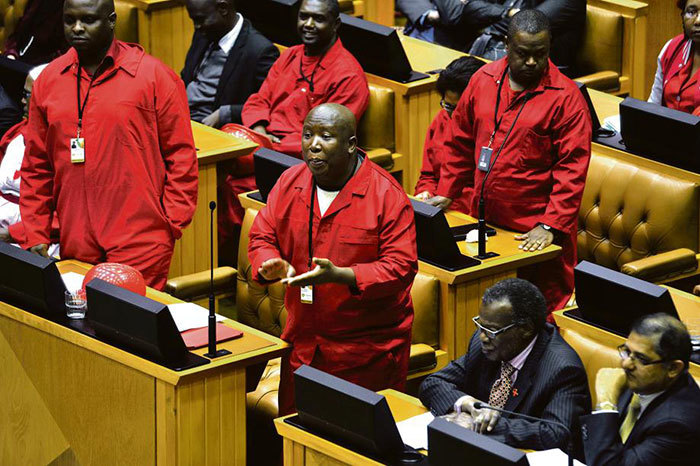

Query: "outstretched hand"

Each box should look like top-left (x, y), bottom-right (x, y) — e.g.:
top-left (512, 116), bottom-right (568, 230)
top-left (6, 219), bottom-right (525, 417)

top-left (282, 257), bottom-right (356, 288)
top-left (515, 225), bottom-right (554, 251)
top-left (259, 257), bottom-right (296, 282)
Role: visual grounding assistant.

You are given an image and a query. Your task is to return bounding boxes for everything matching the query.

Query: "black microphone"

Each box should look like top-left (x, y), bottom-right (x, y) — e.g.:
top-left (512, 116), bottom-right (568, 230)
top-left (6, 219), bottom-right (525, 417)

top-left (475, 93), bottom-right (533, 259)
top-left (204, 201), bottom-right (231, 359)
top-left (472, 401), bottom-right (573, 466)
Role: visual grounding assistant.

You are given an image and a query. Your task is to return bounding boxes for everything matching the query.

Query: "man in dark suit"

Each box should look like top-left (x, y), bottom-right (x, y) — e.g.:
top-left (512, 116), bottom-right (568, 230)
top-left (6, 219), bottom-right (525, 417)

top-left (419, 278), bottom-right (590, 453)
top-left (182, 0), bottom-right (279, 127)
top-left (581, 313), bottom-right (700, 466)
top-left (397, 0), bottom-right (585, 75)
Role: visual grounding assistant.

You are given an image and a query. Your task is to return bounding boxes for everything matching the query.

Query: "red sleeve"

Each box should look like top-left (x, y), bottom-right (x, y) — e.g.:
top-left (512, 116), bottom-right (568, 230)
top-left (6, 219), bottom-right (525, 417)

top-left (241, 50), bottom-right (286, 129)
top-left (248, 182), bottom-right (285, 284)
top-left (437, 86), bottom-right (477, 199)
top-left (155, 69), bottom-right (198, 239)
top-left (540, 95), bottom-right (592, 233)
top-left (19, 75), bottom-right (54, 248)
top-left (350, 183), bottom-right (418, 301)
top-left (274, 62), bottom-right (370, 157)
top-left (414, 113), bottom-right (443, 196)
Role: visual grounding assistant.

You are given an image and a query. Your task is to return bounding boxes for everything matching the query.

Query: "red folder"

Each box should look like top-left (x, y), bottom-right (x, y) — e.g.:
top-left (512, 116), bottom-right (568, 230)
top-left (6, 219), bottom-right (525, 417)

top-left (181, 323), bottom-right (243, 349)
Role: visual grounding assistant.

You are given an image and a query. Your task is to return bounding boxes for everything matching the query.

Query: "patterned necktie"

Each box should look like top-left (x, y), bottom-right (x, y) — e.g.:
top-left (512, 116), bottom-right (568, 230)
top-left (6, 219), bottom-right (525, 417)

top-left (489, 362), bottom-right (516, 408)
top-left (619, 394), bottom-right (641, 443)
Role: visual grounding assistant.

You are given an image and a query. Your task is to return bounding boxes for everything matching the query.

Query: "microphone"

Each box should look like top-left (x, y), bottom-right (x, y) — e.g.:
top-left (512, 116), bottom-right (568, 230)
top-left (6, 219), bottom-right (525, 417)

top-left (204, 201), bottom-right (231, 359)
top-left (472, 401), bottom-right (573, 466)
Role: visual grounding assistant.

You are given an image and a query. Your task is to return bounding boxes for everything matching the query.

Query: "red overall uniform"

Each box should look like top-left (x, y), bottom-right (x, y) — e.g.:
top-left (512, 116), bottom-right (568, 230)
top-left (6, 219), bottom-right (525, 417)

top-left (248, 158), bottom-right (417, 415)
top-left (20, 41), bottom-right (198, 289)
top-left (659, 35), bottom-right (700, 116)
top-left (414, 109), bottom-right (471, 213)
top-left (219, 39), bottom-right (370, 263)
top-left (437, 58), bottom-right (591, 314)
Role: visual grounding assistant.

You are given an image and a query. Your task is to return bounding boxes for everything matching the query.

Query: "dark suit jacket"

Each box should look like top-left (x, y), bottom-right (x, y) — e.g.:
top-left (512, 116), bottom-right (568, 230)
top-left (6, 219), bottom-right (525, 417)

top-left (0, 84), bottom-right (22, 140)
top-left (581, 373), bottom-right (700, 466)
top-left (397, 0), bottom-right (585, 74)
top-left (181, 19), bottom-right (279, 124)
top-left (419, 324), bottom-right (591, 453)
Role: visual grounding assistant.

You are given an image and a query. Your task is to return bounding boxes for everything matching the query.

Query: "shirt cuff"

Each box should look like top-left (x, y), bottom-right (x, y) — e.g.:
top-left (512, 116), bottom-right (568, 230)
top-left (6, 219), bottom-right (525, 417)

top-left (592, 409), bottom-right (619, 414)
top-left (218, 105), bottom-right (232, 125)
top-left (417, 10), bottom-right (435, 28)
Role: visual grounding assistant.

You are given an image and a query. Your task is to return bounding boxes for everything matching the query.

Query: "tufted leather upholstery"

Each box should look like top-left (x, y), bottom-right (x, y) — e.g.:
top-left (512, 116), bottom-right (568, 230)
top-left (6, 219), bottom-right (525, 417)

top-left (578, 153), bottom-right (700, 280)
top-left (358, 84), bottom-right (395, 153)
top-left (575, 5), bottom-right (623, 93)
top-left (0, 0), bottom-right (28, 52)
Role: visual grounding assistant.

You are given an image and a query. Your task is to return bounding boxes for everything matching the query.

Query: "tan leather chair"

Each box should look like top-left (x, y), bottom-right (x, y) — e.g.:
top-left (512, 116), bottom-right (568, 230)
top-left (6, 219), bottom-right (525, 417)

top-left (0, 0), bottom-right (28, 52)
top-left (114, 0), bottom-right (139, 44)
top-left (578, 153), bottom-right (700, 282)
top-left (575, 0), bottom-right (648, 98)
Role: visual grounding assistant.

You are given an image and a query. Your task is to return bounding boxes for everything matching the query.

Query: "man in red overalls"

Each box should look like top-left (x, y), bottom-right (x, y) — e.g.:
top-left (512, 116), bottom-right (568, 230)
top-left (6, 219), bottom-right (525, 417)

top-left (248, 103), bottom-right (417, 415)
top-left (218, 0), bottom-right (370, 265)
top-left (428, 9), bottom-right (591, 316)
top-left (20, 0), bottom-right (198, 289)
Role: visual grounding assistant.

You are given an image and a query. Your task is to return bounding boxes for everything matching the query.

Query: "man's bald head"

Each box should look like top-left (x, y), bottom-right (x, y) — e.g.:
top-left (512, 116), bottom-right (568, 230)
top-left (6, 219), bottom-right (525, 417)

top-left (305, 103), bottom-right (356, 139)
top-left (64, 0), bottom-right (116, 63)
top-left (302, 104), bottom-right (358, 190)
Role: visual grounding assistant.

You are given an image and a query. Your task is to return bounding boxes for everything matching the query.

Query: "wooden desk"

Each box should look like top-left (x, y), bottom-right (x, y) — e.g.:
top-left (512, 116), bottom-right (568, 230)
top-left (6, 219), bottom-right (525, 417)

top-left (169, 122), bottom-right (257, 278)
top-left (275, 389), bottom-right (428, 466)
top-left (239, 193), bottom-right (560, 361)
top-left (366, 35), bottom-right (468, 191)
top-left (0, 260), bottom-right (288, 465)
top-left (553, 285), bottom-right (700, 381)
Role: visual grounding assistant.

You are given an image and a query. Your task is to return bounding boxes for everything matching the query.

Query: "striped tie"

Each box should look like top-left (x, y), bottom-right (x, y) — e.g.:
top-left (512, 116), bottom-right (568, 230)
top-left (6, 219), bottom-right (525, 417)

top-left (619, 394), bottom-right (641, 443)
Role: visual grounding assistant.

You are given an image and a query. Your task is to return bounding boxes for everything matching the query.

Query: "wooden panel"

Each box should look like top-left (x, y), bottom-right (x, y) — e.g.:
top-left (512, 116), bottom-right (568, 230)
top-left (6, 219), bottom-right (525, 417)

top-left (643, 0), bottom-right (683, 98)
top-left (175, 369), bottom-right (246, 465)
top-left (363, 0), bottom-right (395, 27)
top-left (0, 314), bottom-right (155, 466)
top-left (134, 2), bottom-right (193, 72)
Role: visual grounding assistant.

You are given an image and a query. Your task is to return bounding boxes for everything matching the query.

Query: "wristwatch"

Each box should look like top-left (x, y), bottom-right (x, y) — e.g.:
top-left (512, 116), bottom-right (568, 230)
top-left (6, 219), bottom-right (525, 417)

top-left (538, 223), bottom-right (553, 232)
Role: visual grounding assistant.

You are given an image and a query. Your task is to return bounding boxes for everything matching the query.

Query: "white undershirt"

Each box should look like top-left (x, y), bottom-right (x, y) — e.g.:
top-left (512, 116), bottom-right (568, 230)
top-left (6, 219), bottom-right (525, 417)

top-left (316, 186), bottom-right (340, 216)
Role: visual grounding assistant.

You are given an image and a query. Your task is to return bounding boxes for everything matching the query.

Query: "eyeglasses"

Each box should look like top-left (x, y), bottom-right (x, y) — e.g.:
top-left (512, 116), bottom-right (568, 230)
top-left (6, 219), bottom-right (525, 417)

top-left (683, 8), bottom-right (699, 19)
top-left (473, 316), bottom-right (517, 339)
top-left (21, 89), bottom-right (31, 101)
top-left (440, 99), bottom-right (457, 113)
top-left (617, 344), bottom-right (667, 366)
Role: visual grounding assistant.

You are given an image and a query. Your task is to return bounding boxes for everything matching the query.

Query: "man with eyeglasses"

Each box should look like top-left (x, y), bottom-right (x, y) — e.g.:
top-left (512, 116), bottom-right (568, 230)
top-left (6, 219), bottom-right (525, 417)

top-left (419, 278), bottom-right (590, 453)
top-left (414, 56), bottom-right (485, 213)
top-left (580, 313), bottom-right (700, 466)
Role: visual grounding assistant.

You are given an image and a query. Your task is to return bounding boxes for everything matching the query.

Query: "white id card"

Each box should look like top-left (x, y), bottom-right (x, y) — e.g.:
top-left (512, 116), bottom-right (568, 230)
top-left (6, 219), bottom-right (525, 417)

top-left (70, 138), bottom-right (85, 163)
top-left (300, 285), bottom-right (313, 304)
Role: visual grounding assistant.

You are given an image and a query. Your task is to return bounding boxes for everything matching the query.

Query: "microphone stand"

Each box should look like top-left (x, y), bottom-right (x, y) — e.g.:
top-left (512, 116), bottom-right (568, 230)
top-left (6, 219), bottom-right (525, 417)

top-left (473, 402), bottom-right (574, 466)
top-left (204, 201), bottom-right (231, 359)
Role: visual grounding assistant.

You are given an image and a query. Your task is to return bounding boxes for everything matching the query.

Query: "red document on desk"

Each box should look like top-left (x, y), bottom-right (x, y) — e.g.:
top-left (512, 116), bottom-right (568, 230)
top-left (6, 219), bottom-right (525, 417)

top-left (181, 324), bottom-right (243, 349)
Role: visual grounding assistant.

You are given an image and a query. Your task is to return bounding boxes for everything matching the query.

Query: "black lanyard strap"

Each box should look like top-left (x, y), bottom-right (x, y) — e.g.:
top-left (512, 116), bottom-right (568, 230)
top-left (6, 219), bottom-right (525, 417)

top-left (76, 63), bottom-right (95, 136)
top-left (308, 180), bottom-right (316, 269)
top-left (299, 50), bottom-right (327, 93)
top-left (490, 66), bottom-right (532, 147)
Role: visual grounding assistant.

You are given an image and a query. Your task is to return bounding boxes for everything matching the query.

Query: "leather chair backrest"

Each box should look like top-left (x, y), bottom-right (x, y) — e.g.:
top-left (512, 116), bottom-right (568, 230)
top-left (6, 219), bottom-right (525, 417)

top-left (560, 326), bottom-right (700, 406)
top-left (576, 5), bottom-right (623, 76)
top-left (578, 153), bottom-right (700, 270)
top-left (236, 208), bottom-right (439, 347)
top-left (358, 83), bottom-right (395, 152)
top-left (0, 0), bottom-right (28, 52)
top-left (114, 0), bottom-right (138, 44)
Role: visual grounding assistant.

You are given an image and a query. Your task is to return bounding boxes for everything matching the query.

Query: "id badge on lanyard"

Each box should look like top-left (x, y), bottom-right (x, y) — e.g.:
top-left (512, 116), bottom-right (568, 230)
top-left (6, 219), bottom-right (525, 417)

top-left (300, 285), bottom-right (313, 304)
top-left (73, 63), bottom-right (92, 164)
top-left (70, 137), bottom-right (85, 163)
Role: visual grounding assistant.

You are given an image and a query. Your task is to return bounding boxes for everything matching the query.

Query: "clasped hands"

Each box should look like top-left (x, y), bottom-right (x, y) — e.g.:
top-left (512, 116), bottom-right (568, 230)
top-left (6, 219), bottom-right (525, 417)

top-left (452, 395), bottom-right (501, 434)
top-left (252, 124), bottom-right (281, 144)
top-left (258, 257), bottom-right (356, 288)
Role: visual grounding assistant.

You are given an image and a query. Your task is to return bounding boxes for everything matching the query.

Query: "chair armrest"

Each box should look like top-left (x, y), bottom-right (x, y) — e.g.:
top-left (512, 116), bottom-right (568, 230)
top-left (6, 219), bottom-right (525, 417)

top-left (621, 249), bottom-right (698, 281)
top-left (408, 343), bottom-right (437, 374)
top-left (366, 148), bottom-right (394, 170)
top-left (575, 71), bottom-right (621, 92)
top-left (588, 0), bottom-right (648, 17)
top-left (165, 267), bottom-right (237, 300)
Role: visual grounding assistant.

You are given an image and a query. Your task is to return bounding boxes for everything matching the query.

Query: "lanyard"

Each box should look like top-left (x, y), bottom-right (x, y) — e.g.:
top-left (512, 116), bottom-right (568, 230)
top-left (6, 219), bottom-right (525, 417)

top-left (76, 63), bottom-right (95, 137)
top-left (489, 66), bottom-right (532, 148)
top-left (299, 49), bottom-right (327, 93)
top-left (307, 155), bottom-right (360, 268)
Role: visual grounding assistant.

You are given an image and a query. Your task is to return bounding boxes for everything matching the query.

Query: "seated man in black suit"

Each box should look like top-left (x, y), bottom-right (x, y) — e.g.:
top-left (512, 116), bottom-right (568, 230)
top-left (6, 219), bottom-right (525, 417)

top-left (182, 0), bottom-right (279, 127)
top-left (419, 278), bottom-right (590, 452)
top-left (581, 313), bottom-right (700, 466)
